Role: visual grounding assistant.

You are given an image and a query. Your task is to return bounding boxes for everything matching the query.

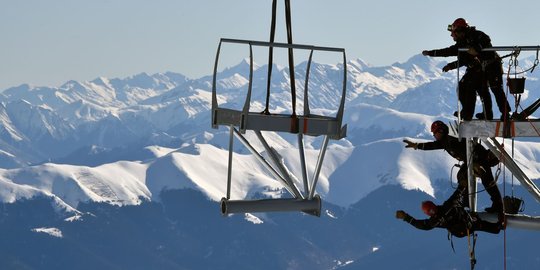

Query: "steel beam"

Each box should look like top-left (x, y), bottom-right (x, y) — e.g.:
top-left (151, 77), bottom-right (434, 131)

top-left (478, 212), bottom-right (540, 231)
top-left (220, 196), bottom-right (321, 217)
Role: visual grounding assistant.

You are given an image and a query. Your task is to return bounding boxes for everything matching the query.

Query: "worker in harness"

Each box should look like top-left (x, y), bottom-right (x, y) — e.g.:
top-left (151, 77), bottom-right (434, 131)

top-left (422, 18), bottom-right (511, 121)
top-left (396, 200), bottom-right (502, 237)
top-left (403, 121), bottom-right (504, 218)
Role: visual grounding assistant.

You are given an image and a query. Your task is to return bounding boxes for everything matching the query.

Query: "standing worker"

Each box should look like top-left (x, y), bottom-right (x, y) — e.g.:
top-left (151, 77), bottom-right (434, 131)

top-left (422, 18), bottom-right (511, 120)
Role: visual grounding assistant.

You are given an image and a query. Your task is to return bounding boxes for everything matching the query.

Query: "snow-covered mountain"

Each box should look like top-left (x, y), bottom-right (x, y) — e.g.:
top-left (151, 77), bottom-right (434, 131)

top-left (2, 53), bottom-right (540, 208)
top-left (2, 54), bottom-right (540, 269)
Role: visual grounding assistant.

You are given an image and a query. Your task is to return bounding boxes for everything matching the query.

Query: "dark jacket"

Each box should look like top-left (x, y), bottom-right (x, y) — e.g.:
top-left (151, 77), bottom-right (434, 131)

top-left (402, 204), bottom-right (501, 237)
top-left (403, 204), bottom-right (473, 237)
top-left (416, 135), bottom-right (496, 165)
top-left (427, 27), bottom-right (499, 71)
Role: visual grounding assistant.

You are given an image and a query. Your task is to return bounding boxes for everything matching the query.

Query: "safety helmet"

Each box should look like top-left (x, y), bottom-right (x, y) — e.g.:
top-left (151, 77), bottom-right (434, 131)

top-left (431, 120), bottom-right (449, 135)
top-left (422, 201), bottom-right (437, 216)
top-left (447, 18), bottom-right (469, 32)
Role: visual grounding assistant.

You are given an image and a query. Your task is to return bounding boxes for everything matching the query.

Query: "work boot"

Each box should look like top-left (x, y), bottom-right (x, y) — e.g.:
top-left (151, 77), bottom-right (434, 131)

top-left (453, 111), bottom-right (468, 120)
top-left (500, 113), bottom-right (511, 121)
top-left (475, 111), bottom-right (493, 120)
top-left (485, 197), bottom-right (504, 218)
top-left (485, 185), bottom-right (504, 215)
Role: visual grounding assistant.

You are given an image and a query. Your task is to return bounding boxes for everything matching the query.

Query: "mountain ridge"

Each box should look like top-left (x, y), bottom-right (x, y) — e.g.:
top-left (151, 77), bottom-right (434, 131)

top-left (1, 54), bottom-right (539, 212)
top-left (2, 53), bottom-right (540, 269)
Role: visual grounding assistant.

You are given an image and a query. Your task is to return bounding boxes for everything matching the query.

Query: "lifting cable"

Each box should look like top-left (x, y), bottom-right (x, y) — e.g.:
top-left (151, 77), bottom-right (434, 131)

top-left (263, 0), bottom-right (298, 125)
top-left (263, 0), bottom-right (278, 115)
top-left (284, 0), bottom-right (297, 118)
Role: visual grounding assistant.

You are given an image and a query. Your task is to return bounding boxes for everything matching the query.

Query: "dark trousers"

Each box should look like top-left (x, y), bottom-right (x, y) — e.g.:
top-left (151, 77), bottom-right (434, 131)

top-left (472, 217), bottom-right (501, 234)
top-left (458, 64), bottom-right (511, 120)
top-left (458, 70), bottom-right (483, 120)
top-left (447, 163), bottom-right (503, 210)
top-left (484, 62), bottom-right (511, 116)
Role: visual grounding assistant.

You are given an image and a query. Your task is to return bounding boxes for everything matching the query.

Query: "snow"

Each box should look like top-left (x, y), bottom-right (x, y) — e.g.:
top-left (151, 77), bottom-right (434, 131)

top-left (1, 55), bottom-right (540, 213)
top-left (64, 214), bottom-right (83, 222)
top-left (333, 260), bottom-right (354, 269)
top-left (144, 145), bottom-right (177, 158)
top-left (32, 227), bottom-right (63, 238)
top-left (325, 210), bottom-right (338, 219)
top-left (245, 213), bottom-right (264, 224)
top-left (0, 162), bottom-right (149, 208)
top-left (1, 117), bottom-right (536, 212)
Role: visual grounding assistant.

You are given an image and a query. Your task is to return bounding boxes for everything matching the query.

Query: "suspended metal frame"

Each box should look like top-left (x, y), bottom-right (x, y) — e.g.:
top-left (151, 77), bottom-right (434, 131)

top-left (456, 45), bottom-right (540, 230)
top-left (212, 38), bottom-right (347, 217)
top-left (212, 38), bottom-right (348, 139)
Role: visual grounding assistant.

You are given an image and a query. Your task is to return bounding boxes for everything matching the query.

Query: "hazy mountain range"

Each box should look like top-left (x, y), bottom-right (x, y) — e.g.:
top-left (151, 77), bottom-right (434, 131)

top-left (1, 54), bottom-right (540, 269)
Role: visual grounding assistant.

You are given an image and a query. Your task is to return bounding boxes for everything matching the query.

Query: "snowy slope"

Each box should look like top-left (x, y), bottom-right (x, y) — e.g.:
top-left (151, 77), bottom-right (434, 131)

top-left (2, 108), bottom-right (540, 214)
top-left (1, 54), bottom-right (540, 212)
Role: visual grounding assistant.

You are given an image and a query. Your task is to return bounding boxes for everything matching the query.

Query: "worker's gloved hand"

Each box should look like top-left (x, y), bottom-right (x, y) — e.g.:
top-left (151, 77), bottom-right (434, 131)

top-left (396, 210), bottom-right (407, 219)
top-left (442, 64), bottom-right (452, 72)
top-left (422, 50), bottom-right (434, 56)
top-left (403, 139), bottom-right (418, 149)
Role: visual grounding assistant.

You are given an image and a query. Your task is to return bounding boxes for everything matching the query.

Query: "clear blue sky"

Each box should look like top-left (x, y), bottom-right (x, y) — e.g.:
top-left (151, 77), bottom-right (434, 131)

top-left (2, 0), bottom-right (540, 90)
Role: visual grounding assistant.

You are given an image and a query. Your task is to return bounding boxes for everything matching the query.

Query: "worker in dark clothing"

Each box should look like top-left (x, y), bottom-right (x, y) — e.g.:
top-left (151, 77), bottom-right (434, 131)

top-left (422, 18), bottom-right (511, 120)
top-left (403, 120), bottom-right (503, 215)
top-left (396, 200), bottom-right (501, 237)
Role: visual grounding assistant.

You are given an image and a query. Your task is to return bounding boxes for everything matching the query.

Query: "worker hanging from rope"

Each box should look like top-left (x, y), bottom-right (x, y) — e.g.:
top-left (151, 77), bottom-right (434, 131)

top-left (399, 120), bottom-right (506, 268)
top-left (262, 0), bottom-right (299, 133)
top-left (396, 200), bottom-right (500, 237)
top-left (396, 199), bottom-right (496, 270)
top-left (403, 121), bottom-right (504, 219)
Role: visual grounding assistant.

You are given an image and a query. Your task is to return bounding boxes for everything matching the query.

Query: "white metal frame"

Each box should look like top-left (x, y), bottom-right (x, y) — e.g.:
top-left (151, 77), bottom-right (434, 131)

top-left (212, 38), bottom-right (347, 216)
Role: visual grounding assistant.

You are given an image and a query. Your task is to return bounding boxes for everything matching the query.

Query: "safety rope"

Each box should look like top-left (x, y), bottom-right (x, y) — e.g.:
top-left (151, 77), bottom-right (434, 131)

top-left (467, 229), bottom-right (477, 270)
top-left (487, 137), bottom-right (507, 270)
top-left (502, 56), bottom-right (512, 270)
